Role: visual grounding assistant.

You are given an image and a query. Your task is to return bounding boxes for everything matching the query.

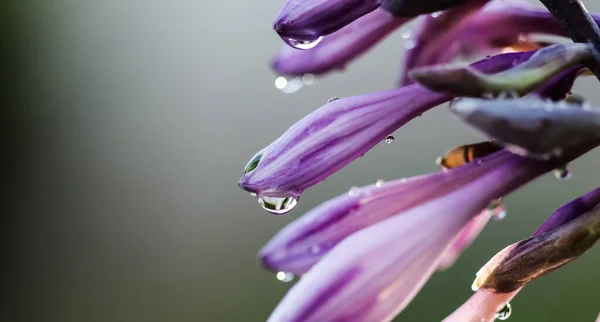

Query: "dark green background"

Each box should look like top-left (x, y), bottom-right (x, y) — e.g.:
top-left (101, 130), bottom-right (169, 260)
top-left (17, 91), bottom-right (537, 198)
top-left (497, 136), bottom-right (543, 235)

top-left (4, 0), bottom-right (600, 321)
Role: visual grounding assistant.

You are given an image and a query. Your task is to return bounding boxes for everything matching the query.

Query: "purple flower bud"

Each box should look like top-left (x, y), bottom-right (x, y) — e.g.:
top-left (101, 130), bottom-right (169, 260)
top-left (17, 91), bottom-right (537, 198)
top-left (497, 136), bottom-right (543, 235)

top-left (444, 188), bottom-right (600, 322)
top-left (273, 0), bottom-right (384, 45)
top-left (451, 97), bottom-right (600, 161)
top-left (410, 43), bottom-right (592, 97)
top-left (267, 151), bottom-right (574, 322)
top-left (272, 9), bottom-right (409, 76)
top-left (239, 52), bottom-right (536, 210)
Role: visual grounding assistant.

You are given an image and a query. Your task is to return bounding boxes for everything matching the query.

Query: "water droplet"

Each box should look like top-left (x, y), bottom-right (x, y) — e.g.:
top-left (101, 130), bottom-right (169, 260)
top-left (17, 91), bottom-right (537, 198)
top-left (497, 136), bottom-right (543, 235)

top-left (327, 97), bottom-right (340, 103)
top-left (250, 192), bottom-right (257, 197)
top-left (348, 187), bottom-right (360, 196)
top-left (384, 136), bottom-right (395, 144)
top-left (431, 11), bottom-right (443, 18)
top-left (276, 271), bottom-right (295, 283)
top-left (310, 245), bottom-right (321, 254)
top-left (274, 76), bottom-right (304, 94)
top-left (244, 150), bottom-right (265, 174)
top-left (486, 199), bottom-right (506, 220)
top-left (475, 159), bottom-right (483, 165)
top-left (495, 303), bottom-right (512, 320)
top-left (401, 30), bottom-right (412, 39)
top-left (375, 179), bottom-right (385, 188)
top-left (405, 39), bottom-right (416, 50)
top-left (554, 165), bottom-right (572, 181)
top-left (283, 36), bottom-right (324, 50)
top-left (302, 73), bottom-right (315, 85)
top-left (257, 196), bottom-right (298, 215)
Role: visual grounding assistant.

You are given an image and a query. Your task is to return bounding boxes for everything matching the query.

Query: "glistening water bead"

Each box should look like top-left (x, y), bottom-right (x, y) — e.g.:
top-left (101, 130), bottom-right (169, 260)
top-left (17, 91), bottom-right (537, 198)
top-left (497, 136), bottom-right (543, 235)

top-left (495, 302), bottom-right (512, 320)
top-left (257, 196), bottom-right (298, 215)
top-left (385, 136), bottom-right (395, 144)
top-left (554, 165), bottom-right (572, 181)
top-left (283, 36), bottom-right (324, 50)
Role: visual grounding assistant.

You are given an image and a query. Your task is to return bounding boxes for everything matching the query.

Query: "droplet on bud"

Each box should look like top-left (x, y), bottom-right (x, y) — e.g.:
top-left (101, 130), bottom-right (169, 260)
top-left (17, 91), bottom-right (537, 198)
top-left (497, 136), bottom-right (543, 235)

top-left (384, 136), bottom-right (395, 144)
top-left (257, 196), bottom-right (298, 215)
top-left (375, 179), bottom-right (385, 188)
top-left (554, 165), bottom-right (572, 181)
top-left (282, 36), bottom-right (324, 50)
top-left (348, 187), bottom-right (360, 196)
top-left (327, 97), bottom-right (340, 103)
top-left (495, 302), bottom-right (512, 320)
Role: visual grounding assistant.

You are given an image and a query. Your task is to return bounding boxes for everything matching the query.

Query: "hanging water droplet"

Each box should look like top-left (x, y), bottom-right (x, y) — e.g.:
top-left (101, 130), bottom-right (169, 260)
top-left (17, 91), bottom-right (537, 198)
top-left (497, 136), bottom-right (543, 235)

top-left (283, 36), bottom-right (324, 50)
top-left (485, 199), bottom-right (506, 220)
top-left (274, 76), bottom-right (305, 94)
top-left (375, 179), bottom-right (385, 188)
top-left (384, 136), bottom-right (395, 144)
top-left (310, 245), bottom-right (321, 254)
top-left (401, 29), bottom-right (412, 39)
top-left (276, 271), bottom-right (295, 283)
top-left (327, 97), bottom-right (340, 103)
top-left (495, 302), bottom-right (512, 320)
top-left (554, 165), bottom-right (572, 181)
top-left (257, 196), bottom-right (298, 215)
top-left (302, 73), bottom-right (315, 85)
top-left (405, 39), bottom-right (416, 50)
top-left (250, 192), bottom-right (257, 197)
top-left (348, 187), bottom-right (360, 196)
top-left (431, 11), bottom-right (443, 18)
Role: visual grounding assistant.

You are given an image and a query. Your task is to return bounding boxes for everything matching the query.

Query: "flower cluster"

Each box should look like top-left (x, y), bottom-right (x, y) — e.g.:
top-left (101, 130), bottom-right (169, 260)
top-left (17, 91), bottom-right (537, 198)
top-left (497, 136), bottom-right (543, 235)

top-left (239, 0), bottom-right (600, 321)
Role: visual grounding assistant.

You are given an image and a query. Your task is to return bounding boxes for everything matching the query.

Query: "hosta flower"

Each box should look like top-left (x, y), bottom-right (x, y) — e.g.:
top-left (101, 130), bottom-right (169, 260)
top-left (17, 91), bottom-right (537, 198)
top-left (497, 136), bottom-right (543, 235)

top-left (240, 0), bottom-right (600, 320)
top-left (444, 187), bottom-right (600, 322)
top-left (240, 47), bottom-right (584, 213)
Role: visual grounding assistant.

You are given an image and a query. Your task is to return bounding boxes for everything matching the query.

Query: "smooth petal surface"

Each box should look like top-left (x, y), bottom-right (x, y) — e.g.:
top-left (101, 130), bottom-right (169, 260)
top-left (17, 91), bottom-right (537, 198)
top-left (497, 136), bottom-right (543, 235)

top-left (268, 151), bottom-right (561, 322)
top-left (239, 51), bottom-right (536, 200)
top-left (272, 9), bottom-right (409, 76)
top-left (273, 0), bottom-right (383, 42)
top-left (260, 153), bottom-right (513, 274)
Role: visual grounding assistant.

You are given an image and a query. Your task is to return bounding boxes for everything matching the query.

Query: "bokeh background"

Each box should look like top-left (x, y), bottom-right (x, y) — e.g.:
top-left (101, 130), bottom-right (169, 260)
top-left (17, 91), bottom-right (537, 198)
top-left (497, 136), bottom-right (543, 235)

top-left (4, 0), bottom-right (600, 321)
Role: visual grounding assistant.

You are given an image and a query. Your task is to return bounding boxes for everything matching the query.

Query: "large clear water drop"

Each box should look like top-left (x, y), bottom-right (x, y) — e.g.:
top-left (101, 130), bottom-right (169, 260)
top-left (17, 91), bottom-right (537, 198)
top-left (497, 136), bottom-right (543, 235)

top-left (283, 36), bottom-right (323, 50)
top-left (257, 196), bottom-right (298, 215)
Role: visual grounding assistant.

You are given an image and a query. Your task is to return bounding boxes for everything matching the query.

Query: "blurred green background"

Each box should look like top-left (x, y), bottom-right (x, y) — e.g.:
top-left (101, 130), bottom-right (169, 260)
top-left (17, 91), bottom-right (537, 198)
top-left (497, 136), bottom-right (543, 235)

top-left (4, 0), bottom-right (600, 321)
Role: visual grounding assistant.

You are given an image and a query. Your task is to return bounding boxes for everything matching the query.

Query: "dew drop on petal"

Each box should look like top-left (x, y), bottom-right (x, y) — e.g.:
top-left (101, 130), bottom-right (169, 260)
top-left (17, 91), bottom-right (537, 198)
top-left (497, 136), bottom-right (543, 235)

top-left (554, 165), bottom-right (572, 181)
top-left (257, 196), bottom-right (298, 214)
top-left (495, 302), bottom-right (512, 320)
top-left (283, 36), bottom-right (323, 50)
top-left (431, 11), bottom-right (443, 18)
top-left (327, 97), bottom-right (340, 103)
top-left (276, 271), bottom-right (295, 283)
top-left (405, 39), bottom-right (416, 49)
top-left (384, 136), bottom-right (395, 144)
top-left (348, 187), bottom-right (360, 196)
top-left (486, 199), bottom-right (506, 221)
top-left (375, 179), bottom-right (385, 188)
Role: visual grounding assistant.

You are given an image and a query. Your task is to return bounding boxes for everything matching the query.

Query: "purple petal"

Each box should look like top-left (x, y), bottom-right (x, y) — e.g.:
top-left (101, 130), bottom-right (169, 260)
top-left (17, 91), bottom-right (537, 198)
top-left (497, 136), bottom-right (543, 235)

top-left (437, 209), bottom-right (493, 271)
top-left (535, 187), bottom-right (600, 235)
top-left (400, 0), bottom-right (489, 85)
top-left (239, 51), bottom-right (536, 200)
top-left (401, 0), bottom-right (600, 86)
top-left (272, 9), bottom-right (409, 76)
top-left (268, 151), bottom-right (560, 322)
top-left (273, 0), bottom-right (384, 43)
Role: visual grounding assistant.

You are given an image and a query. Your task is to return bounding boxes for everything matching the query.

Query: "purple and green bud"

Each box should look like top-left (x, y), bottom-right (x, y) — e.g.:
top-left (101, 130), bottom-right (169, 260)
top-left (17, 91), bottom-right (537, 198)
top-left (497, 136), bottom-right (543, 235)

top-left (410, 44), bottom-right (593, 97)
